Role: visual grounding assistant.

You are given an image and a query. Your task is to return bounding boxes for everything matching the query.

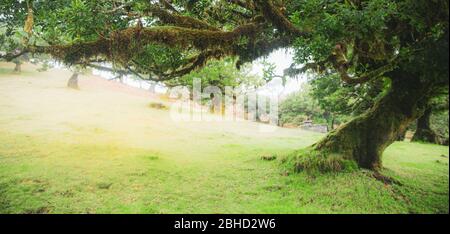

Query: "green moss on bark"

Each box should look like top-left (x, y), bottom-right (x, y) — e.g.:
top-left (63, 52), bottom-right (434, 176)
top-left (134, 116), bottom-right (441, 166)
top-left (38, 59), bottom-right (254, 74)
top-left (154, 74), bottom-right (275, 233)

top-left (286, 69), bottom-right (435, 172)
top-left (282, 148), bottom-right (358, 174)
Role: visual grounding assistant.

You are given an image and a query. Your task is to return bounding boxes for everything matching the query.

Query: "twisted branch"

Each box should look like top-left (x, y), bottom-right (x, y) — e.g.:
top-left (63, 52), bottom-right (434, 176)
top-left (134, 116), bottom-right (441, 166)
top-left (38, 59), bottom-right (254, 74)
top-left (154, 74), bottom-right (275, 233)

top-left (253, 0), bottom-right (308, 36)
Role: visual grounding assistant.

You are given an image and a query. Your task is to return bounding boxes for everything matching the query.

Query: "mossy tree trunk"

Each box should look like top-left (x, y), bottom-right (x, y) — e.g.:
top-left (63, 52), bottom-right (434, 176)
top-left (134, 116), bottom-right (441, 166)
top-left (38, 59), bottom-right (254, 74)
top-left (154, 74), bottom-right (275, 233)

top-left (329, 116), bottom-right (335, 132)
top-left (13, 61), bottom-right (22, 73)
top-left (396, 128), bottom-right (407, 141)
top-left (313, 69), bottom-right (433, 170)
top-left (411, 108), bottom-right (438, 144)
top-left (67, 72), bottom-right (79, 89)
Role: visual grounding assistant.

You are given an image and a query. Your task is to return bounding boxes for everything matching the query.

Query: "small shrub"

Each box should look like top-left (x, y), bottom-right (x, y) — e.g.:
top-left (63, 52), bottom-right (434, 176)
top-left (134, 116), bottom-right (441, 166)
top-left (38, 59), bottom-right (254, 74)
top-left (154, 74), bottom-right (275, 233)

top-left (284, 148), bottom-right (358, 174)
top-left (146, 156), bottom-right (159, 160)
top-left (261, 155), bottom-right (277, 161)
top-left (97, 182), bottom-right (113, 190)
top-left (148, 102), bottom-right (168, 110)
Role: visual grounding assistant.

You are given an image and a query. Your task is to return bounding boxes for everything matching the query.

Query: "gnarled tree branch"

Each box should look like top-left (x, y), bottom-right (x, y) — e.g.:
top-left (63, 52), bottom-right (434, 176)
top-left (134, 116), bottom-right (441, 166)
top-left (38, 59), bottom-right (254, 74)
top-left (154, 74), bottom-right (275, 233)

top-left (253, 0), bottom-right (308, 37)
top-left (131, 49), bottom-right (230, 80)
top-left (158, 0), bottom-right (179, 13)
top-left (143, 5), bottom-right (219, 31)
top-left (0, 49), bottom-right (29, 62)
top-left (31, 22), bottom-right (261, 65)
top-left (227, 0), bottom-right (255, 11)
top-left (335, 61), bottom-right (398, 85)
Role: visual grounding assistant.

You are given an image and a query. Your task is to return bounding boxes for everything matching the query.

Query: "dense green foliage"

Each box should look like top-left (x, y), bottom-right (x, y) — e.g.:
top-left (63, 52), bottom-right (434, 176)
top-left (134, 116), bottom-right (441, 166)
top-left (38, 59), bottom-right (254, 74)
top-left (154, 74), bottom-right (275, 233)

top-left (280, 81), bottom-right (448, 141)
top-left (1, 0), bottom-right (447, 89)
top-left (1, 0), bottom-right (448, 81)
top-left (279, 76), bottom-right (386, 130)
top-left (164, 58), bottom-right (263, 91)
top-left (279, 85), bottom-right (325, 127)
top-left (431, 110), bottom-right (449, 142)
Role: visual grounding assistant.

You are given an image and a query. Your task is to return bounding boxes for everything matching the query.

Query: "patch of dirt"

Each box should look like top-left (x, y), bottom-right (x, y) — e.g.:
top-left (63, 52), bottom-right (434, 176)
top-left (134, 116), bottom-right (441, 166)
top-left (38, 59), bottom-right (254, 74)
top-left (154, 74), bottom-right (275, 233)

top-left (149, 102), bottom-right (168, 110)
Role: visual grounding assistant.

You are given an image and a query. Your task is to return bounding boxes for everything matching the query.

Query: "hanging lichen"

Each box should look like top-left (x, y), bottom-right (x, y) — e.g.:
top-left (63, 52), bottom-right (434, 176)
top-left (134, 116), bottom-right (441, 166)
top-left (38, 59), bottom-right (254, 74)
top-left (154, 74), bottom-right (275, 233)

top-left (22, 1), bottom-right (34, 45)
top-left (37, 22), bottom-right (260, 75)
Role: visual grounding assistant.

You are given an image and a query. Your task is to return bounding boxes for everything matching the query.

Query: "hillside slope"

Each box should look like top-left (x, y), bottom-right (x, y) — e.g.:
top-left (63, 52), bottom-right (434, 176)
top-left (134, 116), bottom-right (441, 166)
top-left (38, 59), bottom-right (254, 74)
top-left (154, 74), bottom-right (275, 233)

top-left (0, 63), bottom-right (448, 214)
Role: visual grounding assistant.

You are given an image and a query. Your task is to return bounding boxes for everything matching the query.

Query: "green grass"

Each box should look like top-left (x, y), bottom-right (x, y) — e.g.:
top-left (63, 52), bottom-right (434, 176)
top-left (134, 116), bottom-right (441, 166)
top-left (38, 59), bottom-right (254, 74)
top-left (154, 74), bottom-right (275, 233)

top-left (0, 63), bottom-right (448, 214)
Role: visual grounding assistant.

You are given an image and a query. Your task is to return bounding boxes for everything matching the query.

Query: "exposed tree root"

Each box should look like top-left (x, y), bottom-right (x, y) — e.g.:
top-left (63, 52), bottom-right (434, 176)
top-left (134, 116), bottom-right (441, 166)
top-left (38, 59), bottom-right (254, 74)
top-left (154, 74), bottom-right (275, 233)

top-left (285, 149), bottom-right (404, 187)
top-left (371, 172), bottom-right (403, 186)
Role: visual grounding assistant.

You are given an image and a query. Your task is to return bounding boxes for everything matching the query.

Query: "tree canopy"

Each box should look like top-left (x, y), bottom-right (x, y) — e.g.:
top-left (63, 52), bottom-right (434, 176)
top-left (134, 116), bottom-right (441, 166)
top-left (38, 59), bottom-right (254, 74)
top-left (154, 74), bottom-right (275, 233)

top-left (1, 0), bottom-right (446, 85)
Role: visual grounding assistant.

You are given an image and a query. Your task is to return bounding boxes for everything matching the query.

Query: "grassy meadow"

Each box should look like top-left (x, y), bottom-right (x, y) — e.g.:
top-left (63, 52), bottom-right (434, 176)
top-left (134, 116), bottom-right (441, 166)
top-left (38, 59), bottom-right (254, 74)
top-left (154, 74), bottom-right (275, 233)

top-left (0, 63), bottom-right (448, 214)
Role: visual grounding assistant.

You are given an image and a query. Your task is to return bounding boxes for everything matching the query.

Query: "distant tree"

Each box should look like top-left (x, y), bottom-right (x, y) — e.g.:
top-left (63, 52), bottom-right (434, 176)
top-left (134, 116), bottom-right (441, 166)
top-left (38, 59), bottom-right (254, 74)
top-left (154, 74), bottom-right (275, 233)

top-left (164, 58), bottom-right (263, 94)
top-left (0, 25), bottom-right (26, 73)
top-left (279, 85), bottom-right (325, 128)
top-left (431, 110), bottom-right (449, 146)
top-left (308, 73), bottom-right (385, 131)
top-left (12, 58), bottom-right (22, 73)
top-left (412, 95), bottom-right (449, 144)
top-left (165, 58), bottom-right (265, 115)
top-left (67, 71), bottom-right (80, 89)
